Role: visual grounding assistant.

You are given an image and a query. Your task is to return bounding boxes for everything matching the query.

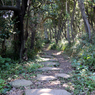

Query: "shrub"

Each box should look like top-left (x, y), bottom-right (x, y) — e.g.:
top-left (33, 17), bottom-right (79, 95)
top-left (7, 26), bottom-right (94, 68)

top-left (0, 79), bottom-right (6, 94)
top-left (79, 45), bottom-right (95, 71)
top-left (26, 36), bottom-right (44, 59)
top-left (51, 44), bottom-right (56, 50)
top-left (0, 56), bottom-right (11, 66)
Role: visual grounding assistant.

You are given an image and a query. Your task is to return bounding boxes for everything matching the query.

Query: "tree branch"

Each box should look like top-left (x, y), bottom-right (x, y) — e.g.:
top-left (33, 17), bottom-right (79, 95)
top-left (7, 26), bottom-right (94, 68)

top-left (1, 0), bottom-right (4, 5)
top-left (0, 6), bottom-right (21, 12)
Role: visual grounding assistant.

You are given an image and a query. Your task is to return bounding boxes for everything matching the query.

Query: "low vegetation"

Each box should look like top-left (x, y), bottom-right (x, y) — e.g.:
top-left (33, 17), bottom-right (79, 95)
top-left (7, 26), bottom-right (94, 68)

top-left (49, 34), bottom-right (95, 94)
top-left (0, 56), bottom-right (44, 94)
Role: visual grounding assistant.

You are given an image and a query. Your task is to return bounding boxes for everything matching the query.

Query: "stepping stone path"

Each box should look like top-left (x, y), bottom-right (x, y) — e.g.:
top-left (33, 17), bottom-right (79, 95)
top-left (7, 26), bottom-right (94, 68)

top-left (39, 61), bottom-right (59, 67)
top-left (38, 67), bottom-right (62, 71)
top-left (25, 89), bottom-right (71, 95)
top-left (10, 52), bottom-right (71, 95)
top-left (10, 79), bottom-right (32, 88)
top-left (37, 74), bottom-right (57, 81)
top-left (55, 73), bottom-right (71, 79)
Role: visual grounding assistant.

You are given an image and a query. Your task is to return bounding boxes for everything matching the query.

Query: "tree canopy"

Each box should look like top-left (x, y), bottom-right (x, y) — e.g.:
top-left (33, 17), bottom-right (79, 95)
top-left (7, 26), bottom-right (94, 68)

top-left (0, 0), bottom-right (95, 59)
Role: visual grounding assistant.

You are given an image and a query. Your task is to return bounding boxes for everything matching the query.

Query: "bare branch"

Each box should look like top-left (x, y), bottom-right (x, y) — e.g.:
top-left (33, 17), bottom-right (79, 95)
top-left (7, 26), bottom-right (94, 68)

top-left (1, 0), bottom-right (4, 5)
top-left (0, 6), bottom-right (21, 12)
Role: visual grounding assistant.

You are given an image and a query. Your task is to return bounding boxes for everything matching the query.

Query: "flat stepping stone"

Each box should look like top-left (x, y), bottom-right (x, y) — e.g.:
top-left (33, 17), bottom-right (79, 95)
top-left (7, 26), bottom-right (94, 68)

top-left (39, 62), bottom-right (59, 67)
top-left (55, 73), bottom-right (71, 79)
top-left (41, 55), bottom-right (54, 58)
top-left (40, 58), bottom-right (58, 62)
top-left (10, 79), bottom-right (32, 88)
top-left (25, 89), bottom-right (71, 95)
top-left (38, 67), bottom-right (62, 71)
top-left (37, 74), bottom-right (57, 81)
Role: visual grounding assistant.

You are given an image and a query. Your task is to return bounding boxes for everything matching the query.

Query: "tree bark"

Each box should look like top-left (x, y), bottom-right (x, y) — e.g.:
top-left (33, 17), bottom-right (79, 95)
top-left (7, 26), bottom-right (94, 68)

top-left (30, 23), bottom-right (37, 49)
top-left (78, 0), bottom-right (91, 41)
top-left (66, 0), bottom-right (71, 44)
top-left (49, 28), bottom-right (51, 41)
top-left (71, 0), bottom-right (76, 42)
top-left (19, 0), bottom-right (28, 60)
top-left (44, 27), bottom-right (48, 40)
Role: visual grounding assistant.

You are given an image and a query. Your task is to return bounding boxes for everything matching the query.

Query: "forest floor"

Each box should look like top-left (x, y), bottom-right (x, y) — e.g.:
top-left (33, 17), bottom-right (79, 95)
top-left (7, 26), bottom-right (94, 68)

top-left (7, 44), bottom-right (75, 95)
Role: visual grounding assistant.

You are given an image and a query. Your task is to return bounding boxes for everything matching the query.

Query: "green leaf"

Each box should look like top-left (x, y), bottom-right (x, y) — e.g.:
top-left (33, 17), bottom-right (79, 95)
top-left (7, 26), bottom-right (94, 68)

top-left (5, 58), bottom-right (11, 62)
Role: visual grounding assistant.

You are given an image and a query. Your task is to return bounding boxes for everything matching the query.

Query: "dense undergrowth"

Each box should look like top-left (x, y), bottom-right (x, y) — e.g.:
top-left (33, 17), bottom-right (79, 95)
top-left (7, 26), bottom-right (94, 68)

top-left (0, 38), bottom-right (45, 94)
top-left (49, 35), bottom-right (95, 94)
top-left (0, 56), bottom-right (44, 94)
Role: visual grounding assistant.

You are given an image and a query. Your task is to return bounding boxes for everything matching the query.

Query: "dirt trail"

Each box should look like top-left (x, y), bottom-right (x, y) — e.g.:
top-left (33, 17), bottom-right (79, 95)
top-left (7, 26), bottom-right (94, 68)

top-left (42, 44), bottom-right (73, 73)
top-left (7, 44), bottom-right (73, 95)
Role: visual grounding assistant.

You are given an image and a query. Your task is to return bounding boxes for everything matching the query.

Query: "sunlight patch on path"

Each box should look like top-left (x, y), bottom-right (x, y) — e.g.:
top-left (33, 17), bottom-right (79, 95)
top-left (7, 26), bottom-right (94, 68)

top-left (55, 73), bottom-right (71, 79)
top-left (41, 55), bottom-right (54, 58)
top-left (25, 89), bottom-right (71, 95)
top-left (52, 51), bottom-right (64, 56)
top-left (37, 74), bottom-right (57, 81)
top-left (38, 67), bottom-right (62, 71)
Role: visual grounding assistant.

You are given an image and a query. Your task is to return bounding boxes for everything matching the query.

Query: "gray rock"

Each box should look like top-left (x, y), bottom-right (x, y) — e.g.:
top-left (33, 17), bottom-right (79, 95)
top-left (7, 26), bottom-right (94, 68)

top-left (40, 58), bottom-right (58, 62)
top-left (55, 73), bottom-right (71, 79)
top-left (41, 55), bottom-right (54, 58)
top-left (25, 89), bottom-right (71, 95)
top-left (38, 67), bottom-right (62, 71)
top-left (10, 79), bottom-right (32, 88)
top-left (39, 62), bottom-right (59, 67)
top-left (37, 74), bottom-right (57, 81)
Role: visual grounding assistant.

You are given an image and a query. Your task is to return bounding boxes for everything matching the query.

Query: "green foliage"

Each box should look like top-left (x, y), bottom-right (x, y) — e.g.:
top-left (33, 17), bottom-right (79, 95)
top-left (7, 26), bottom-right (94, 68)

top-left (47, 42), bottom-right (56, 50)
top-left (55, 34), bottom-right (95, 94)
top-left (0, 79), bottom-right (6, 94)
top-left (0, 57), bottom-right (43, 79)
top-left (48, 40), bottom-right (69, 51)
top-left (26, 36), bottom-right (44, 59)
top-left (0, 56), bottom-right (11, 67)
top-left (59, 34), bottom-right (95, 71)
top-left (26, 63), bottom-right (43, 72)
top-left (0, 11), bottom-right (14, 40)
top-left (72, 74), bottom-right (95, 95)
top-left (71, 59), bottom-right (95, 94)
top-left (44, 39), bottom-right (51, 44)
top-left (79, 45), bottom-right (95, 71)
top-left (0, 57), bottom-right (43, 94)
top-left (27, 49), bottom-right (37, 59)
top-left (51, 44), bottom-right (57, 50)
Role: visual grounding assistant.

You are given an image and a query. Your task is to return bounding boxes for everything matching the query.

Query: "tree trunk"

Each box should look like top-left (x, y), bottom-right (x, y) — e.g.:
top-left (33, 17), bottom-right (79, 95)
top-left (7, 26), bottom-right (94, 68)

top-left (54, 25), bottom-right (58, 44)
top-left (71, 0), bottom-right (76, 42)
top-left (30, 28), bottom-right (36, 49)
top-left (49, 28), bottom-right (51, 41)
top-left (78, 0), bottom-right (91, 41)
top-left (66, 0), bottom-right (71, 44)
top-left (23, 0), bottom-right (31, 60)
top-left (13, 11), bottom-right (21, 58)
top-left (67, 20), bottom-right (71, 44)
top-left (44, 27), bottom-right (48, 40)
